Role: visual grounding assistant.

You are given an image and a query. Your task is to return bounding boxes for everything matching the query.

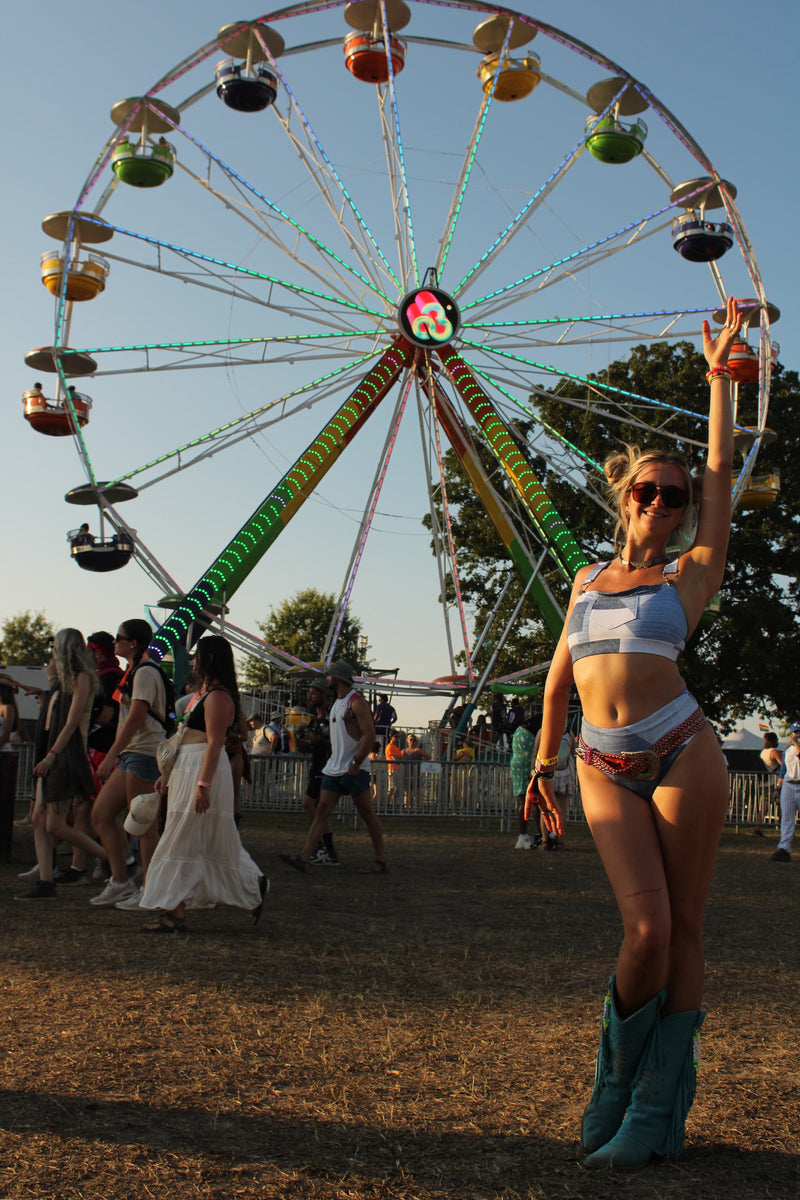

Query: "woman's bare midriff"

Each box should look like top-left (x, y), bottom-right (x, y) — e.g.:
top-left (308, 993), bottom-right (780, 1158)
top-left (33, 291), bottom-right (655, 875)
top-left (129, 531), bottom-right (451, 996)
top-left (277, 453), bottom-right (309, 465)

top-left (182, 730), bottom-right (208, 746)
top-left (573, 654), bottom-right (687, 728)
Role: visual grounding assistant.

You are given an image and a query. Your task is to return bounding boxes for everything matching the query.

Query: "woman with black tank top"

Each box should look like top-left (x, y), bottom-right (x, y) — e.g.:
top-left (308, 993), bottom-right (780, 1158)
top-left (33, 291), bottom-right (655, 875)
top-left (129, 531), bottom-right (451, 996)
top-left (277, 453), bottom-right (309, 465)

top-left (138, 635), bottom-right (266, 932)
top-left (527, 298), bottom-right (742, 1168)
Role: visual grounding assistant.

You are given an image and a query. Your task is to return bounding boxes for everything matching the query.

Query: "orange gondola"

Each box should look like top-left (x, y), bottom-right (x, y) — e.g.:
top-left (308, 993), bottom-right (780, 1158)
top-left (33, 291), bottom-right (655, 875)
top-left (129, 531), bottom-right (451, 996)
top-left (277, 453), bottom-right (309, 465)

top-left (22, 385), bottom-right (91, 436)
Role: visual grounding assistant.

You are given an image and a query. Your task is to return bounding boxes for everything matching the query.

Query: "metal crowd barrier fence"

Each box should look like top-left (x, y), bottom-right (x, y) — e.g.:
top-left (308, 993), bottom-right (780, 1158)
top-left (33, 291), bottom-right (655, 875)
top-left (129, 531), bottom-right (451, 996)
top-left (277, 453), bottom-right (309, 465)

top-left (725, 771), bottom-right (780, 828)
top-left (9, 746), bottom-right (779, 833)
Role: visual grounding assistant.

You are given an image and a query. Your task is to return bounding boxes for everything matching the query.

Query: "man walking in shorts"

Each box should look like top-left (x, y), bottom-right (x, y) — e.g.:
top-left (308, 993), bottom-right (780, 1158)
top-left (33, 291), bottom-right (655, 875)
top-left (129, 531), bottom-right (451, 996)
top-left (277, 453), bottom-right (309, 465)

top-left (280, 662), bottom-right (387, 874)
top-left (298, 676), bottom-right (338, 866)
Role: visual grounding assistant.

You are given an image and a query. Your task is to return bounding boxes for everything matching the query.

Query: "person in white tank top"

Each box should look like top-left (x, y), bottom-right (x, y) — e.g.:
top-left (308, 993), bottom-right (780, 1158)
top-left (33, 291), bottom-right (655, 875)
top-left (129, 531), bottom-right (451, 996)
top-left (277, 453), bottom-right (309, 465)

top-left (280, 661), bottom-right (387, 874)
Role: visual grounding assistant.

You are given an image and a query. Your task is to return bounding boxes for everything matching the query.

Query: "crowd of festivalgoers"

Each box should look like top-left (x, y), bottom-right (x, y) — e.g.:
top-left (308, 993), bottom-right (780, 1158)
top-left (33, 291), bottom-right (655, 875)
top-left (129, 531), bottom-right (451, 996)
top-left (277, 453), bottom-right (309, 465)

top-left (6, 625), bottom-right (569, 921)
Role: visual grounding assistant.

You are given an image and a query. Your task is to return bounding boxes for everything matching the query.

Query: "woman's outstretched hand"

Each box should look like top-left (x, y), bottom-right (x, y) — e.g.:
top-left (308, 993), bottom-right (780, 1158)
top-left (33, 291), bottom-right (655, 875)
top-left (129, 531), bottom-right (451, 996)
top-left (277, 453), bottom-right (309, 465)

top-left (702, 295), bottom-right (742, 370)
top-left (524, 775), bottom-right (565, 837)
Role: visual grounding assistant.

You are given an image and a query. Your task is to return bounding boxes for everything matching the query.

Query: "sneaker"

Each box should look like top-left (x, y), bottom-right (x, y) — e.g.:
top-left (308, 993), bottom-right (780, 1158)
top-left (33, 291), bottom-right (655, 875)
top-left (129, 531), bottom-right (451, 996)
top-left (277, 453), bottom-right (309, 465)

top-left (514, 834), bottom-right (532, 850)
top-left (309, 847), bottom-right (340, 866)
top-left (17, 865), bottom-right (40, 881)
top-left (89, 878), bottom-right (138, 907)
top-left (15, 880), bottom-right (57, 900)
top-left (54, 867), bottom-right (87, 884)
top-left (545, 833), bottom-right (559, 852)
top-left (533, 834), bottom-right (543, 849)
top-left (115, 886), bottom-right (143, 910)
top-left (13, 815), bottom-right (32, 828)
top-left (771, 848), bottom-right (791, 863)
top-left (93, 860), bottom-right (111, 882)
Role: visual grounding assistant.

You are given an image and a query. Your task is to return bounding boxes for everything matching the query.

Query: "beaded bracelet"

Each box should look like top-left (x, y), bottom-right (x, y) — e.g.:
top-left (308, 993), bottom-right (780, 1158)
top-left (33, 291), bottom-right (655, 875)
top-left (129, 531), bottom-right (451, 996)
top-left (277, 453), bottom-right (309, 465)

top-left (531, 768), bottom-right (554, 782)
top-left (537, 754), bottom-right (559, 769)
top-left (705, 366), bottom-right (732, 383)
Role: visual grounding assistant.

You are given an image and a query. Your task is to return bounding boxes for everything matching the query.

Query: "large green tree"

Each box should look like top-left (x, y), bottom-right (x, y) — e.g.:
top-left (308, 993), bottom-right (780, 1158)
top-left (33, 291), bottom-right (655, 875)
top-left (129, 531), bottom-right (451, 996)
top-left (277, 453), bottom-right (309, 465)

top-left (0, 611), bottom-right (55, 666)
top-left (427, 345), bottom-right (800, 730)
top-left (242, 588), bottom-right (369, 686)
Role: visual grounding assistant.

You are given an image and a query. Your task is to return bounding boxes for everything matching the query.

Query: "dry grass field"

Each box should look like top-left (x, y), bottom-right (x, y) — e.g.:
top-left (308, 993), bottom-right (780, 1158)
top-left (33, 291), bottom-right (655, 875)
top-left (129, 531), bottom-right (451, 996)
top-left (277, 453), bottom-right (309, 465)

top-left (2, 816), bottom-right (798, 1200)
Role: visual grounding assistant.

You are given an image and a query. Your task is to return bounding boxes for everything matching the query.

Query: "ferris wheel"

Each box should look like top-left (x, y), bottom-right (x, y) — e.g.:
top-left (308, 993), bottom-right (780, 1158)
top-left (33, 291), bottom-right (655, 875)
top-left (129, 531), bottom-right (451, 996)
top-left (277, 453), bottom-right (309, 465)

top-left (25, 0), bottom-right (778, 687)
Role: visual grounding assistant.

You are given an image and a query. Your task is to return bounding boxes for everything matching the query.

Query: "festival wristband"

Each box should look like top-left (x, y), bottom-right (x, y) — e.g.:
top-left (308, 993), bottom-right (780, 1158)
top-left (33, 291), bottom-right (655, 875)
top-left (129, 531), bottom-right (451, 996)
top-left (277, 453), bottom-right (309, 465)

top-left (536, 754), bottom-right (558, 769)
top-left (197, 781), bottom-right (211, 789)
top-left (705, 366), bottom-right (732, 382)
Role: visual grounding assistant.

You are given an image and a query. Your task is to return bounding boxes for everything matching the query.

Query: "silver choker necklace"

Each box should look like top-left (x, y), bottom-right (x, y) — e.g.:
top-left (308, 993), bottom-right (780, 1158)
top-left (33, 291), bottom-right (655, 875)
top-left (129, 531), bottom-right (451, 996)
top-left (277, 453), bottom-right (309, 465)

top-left (618, 553), bottom-right (669, 570)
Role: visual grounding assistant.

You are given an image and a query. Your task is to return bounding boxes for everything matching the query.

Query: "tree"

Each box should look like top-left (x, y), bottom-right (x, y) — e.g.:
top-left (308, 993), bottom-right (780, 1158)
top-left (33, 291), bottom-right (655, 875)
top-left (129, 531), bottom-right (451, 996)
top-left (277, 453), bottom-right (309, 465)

top-left (427, 345), bottom-right (800, 729)
top-left (0, 611), bottom-right (55, 666)
top-left (242, 588), bottom-right (369, 686)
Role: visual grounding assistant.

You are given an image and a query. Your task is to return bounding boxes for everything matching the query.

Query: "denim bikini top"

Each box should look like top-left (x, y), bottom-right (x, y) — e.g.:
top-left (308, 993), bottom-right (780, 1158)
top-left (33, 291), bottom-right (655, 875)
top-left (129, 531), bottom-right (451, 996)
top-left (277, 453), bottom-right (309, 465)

top-left (567, 559), bottom-right (687, 663)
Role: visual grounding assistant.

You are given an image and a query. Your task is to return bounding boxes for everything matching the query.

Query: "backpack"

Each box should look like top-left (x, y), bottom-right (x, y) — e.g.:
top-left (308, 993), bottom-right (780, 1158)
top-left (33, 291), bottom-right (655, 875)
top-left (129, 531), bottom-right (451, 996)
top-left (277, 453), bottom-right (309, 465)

top-left (128, 659), bottom-right (177, 736)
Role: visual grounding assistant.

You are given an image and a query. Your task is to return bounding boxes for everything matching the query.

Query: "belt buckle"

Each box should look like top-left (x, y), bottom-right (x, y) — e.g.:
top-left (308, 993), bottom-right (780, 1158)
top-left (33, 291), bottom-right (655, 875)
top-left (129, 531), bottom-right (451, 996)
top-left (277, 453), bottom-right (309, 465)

top-left (627, 749), bottom-right (660, 781)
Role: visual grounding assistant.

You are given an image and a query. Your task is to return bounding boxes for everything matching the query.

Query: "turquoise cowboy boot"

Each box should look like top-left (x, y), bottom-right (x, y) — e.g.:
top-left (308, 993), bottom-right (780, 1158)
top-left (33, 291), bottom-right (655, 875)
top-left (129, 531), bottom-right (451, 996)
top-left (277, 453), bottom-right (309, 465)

top-left (585, 1009), bottom-right (705, 1170)
top-left (582, 977), bottom-right (665, 1153)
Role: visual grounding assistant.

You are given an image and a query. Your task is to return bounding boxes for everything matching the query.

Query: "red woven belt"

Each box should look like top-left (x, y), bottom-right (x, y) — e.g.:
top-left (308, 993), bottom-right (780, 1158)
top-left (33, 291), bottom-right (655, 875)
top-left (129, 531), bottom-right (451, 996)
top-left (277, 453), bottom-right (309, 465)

top-left (578, 706), bottom-right (706, 782)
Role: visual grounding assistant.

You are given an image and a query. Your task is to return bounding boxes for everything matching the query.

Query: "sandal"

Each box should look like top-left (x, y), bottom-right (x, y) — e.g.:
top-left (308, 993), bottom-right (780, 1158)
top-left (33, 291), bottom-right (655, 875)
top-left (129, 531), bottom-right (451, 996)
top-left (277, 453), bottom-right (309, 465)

top-left (359, 859), bottom-right (388, 875)
top-left (142, 912), bottom-right (187, 934)
top-left (250, 875), bottom-right (269, 926)
top-left (279, 852), bottom-right (308, 873)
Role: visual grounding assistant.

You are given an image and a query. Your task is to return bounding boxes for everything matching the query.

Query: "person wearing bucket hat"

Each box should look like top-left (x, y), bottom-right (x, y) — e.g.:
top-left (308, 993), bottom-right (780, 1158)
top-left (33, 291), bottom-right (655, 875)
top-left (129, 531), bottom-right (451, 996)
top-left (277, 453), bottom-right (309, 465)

top-left (771, 722), bottom-right (800, 863)
top-left (280, 662), bottom-right (387, 874)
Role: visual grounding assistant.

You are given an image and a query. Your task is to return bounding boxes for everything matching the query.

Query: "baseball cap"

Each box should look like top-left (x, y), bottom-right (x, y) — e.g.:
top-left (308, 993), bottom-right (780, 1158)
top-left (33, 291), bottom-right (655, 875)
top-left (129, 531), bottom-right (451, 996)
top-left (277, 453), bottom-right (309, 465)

top-left (790, 722), bottom-right (800, 735)
top-left (124, 792), bottom-right (160, 837)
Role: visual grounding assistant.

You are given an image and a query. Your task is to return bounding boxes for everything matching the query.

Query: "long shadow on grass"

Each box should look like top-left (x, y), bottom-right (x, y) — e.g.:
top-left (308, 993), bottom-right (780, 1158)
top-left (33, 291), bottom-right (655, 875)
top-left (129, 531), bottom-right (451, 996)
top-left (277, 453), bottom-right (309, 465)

top-left (2, 1088), bottom-right (798, 1198)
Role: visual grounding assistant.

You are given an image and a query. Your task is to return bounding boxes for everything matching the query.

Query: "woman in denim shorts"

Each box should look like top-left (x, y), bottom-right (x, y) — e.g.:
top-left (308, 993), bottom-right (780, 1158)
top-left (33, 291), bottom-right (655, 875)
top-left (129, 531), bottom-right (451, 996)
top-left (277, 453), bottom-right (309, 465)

top-left (90, 619), bottom-right (166, 908)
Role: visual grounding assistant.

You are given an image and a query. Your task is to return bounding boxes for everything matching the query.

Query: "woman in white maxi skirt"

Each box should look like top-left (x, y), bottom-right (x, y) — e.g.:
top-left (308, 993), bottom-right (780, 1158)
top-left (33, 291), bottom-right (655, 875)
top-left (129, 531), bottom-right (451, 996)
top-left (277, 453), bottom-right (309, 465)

top-left (140, 636), bottom-right (267, 932)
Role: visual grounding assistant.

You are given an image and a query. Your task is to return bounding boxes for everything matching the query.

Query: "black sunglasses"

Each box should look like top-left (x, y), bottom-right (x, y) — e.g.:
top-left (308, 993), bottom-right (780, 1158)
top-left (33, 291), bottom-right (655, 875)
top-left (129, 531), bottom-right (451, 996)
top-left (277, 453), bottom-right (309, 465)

top-left (629, 481), bottom-right (689, 509)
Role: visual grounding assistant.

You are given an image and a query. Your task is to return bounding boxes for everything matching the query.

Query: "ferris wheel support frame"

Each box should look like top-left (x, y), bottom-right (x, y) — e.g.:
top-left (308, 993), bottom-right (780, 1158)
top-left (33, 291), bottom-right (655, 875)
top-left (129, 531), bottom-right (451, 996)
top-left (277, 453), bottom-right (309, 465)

top-left (150, 337), bottom-right (413, 661)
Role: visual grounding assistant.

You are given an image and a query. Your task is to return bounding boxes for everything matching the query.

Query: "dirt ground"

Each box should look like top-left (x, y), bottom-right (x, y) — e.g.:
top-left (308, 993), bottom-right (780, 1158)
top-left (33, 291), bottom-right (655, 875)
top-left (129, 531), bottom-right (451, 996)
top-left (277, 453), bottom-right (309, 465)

top-left (1, 816), bottom-right (798, 1200)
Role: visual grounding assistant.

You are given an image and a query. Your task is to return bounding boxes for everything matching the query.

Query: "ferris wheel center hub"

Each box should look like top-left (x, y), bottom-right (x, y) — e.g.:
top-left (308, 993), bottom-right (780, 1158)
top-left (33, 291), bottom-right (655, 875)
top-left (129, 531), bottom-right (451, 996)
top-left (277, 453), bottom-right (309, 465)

top-left (397, 286), bottom-right (460, 349)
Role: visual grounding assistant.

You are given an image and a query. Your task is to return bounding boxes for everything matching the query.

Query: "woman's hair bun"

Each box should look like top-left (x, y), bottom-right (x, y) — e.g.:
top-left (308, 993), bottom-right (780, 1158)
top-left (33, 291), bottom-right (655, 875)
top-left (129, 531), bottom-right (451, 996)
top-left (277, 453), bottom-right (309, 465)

top-left (603, 446), bottom-right (638, 485)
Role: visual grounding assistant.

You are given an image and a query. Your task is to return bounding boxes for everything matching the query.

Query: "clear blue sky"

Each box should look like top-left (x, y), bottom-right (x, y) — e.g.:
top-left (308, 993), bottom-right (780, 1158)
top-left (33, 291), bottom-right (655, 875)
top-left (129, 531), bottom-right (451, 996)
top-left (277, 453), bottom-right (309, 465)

top-left (2, 1), bottom-right (797, 727)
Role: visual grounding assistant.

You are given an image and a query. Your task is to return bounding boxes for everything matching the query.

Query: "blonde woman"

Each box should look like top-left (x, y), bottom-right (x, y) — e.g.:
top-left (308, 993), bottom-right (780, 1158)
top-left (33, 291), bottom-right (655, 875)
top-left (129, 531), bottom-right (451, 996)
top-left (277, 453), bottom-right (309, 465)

top-left (527, 298), bottom-right (741, 1168)
top-left (15, 630), bottom-right (107, 900)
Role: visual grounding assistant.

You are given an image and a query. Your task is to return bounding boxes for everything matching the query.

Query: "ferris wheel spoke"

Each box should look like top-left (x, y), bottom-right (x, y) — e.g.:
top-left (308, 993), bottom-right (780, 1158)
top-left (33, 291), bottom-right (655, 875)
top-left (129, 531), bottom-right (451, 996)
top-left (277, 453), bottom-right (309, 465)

top-left (79, 331), bottom-right (385, 377)
top-left (168, 120), bottom-right (391, 304)
top-left (457, 337), bottom-right (711, 449)
top-left (323, 371), bottom-right (413, 662)
top-left (90, 221), bottom-right (388, 327)
top-left (452, 74), bottom-right (642, 300)
top-left (373, 1), bottom-right (418, 287)
top-left (460, 207), bottom-right (675, 319)
top-left (108, 350), bottom-right (387, 489)
top-left (257, 28), bottom-right (403, 299)
top-left (272, 107), bottom-right (398, 297)
top-left (453, 139), bottom-right (585, 302)
top-left (416, 366), bottom-right (475, 676)
top-left (465, 305), bottom-right (709, 342)
top-left (435, 20), bottom-right (513, 280)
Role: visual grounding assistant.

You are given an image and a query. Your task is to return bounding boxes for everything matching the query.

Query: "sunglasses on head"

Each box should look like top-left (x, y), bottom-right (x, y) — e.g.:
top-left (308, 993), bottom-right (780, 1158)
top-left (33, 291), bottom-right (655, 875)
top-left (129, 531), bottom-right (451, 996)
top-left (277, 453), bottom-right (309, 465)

top-left (629, 481), bottom-right (689, 509)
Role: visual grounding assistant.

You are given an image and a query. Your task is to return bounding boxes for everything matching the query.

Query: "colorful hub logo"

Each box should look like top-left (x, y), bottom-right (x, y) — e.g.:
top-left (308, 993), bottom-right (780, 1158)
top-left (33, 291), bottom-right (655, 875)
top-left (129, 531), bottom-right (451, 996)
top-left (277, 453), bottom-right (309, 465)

top-left (398, 287), bottom-right (460, 349)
